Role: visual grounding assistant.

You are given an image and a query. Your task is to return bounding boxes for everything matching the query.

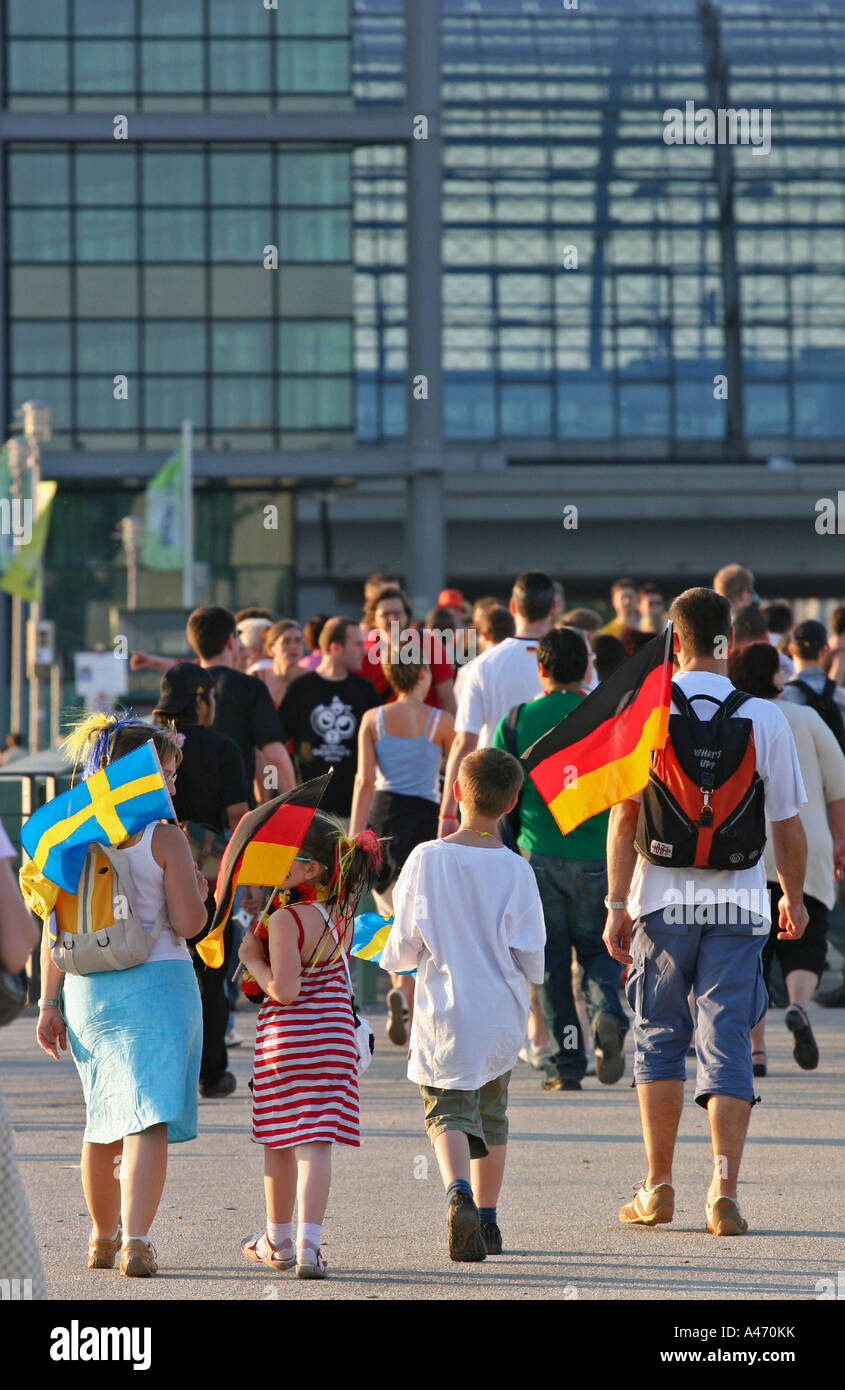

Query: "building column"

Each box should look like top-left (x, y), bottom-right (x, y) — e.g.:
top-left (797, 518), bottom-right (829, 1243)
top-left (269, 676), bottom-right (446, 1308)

top-left (405, 0), bottom-right (445, 612)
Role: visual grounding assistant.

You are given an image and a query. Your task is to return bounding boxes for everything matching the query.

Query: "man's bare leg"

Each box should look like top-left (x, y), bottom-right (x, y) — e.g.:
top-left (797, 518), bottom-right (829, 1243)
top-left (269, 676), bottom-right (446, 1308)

top-left (706, 1094), bottom-right (753, 1202)
top-left (637, 1079), bottom-right (684, 1186)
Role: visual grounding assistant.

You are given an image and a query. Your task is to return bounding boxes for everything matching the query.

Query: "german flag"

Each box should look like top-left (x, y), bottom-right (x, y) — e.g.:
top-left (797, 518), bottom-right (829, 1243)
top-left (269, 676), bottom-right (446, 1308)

top-left (522, 625), bottom-right (673, 836)
top-left (196, 772), bottom-right (331, 969)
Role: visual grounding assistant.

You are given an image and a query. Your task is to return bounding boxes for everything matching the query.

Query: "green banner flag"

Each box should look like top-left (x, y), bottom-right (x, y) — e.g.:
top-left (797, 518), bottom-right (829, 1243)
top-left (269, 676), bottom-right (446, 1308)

top-left (0, 479), bottom-right (57, 602)
top-left (0, 444), bottom-right (14, 575)
top-left (141, 451), bottom-right (183, 571)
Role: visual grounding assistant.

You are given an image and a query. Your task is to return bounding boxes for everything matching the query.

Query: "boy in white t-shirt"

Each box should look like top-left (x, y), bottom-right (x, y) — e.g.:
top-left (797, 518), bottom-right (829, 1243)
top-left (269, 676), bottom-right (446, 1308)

top-left (381, 748), bottom-right (546, 1263)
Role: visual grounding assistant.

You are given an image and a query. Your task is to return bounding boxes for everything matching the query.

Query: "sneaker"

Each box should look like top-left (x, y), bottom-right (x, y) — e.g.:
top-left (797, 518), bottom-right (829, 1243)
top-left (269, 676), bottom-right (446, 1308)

top-left (385, 988), bottom-right (409, 1047)
top-left (593, 1015), bottom-right (625, 1085)
top-left (542, 1077), bottom-right (582, 1092)
top-left (199, 1070), bottom-right (237, 1099)
top-left (619, 1181), bottom-right (674, 1226)
top-left (480, 1220), bottom-right (503, 1255)
top-left (518, 1043), bottom-right (551, 1070)
top-left (120, 1239), bottom-right (158, 1277)
top-left (88, 1226), bottom-right (122, 1270)
top-left (225, 1028), bottom-right (243, 1048)
top-left (706, 1196), bottom-right (748, 1236)
top-left (446, 1192), bottom-right (487, 1263)
top-left (784, 1004), bottom-right (819, 1070)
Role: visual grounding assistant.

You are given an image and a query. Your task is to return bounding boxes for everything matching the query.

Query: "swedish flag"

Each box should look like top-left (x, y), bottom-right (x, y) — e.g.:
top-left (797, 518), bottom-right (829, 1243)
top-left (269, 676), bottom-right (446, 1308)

top-left (20, 740), bottom-right (175, 893)
top-left (351, 911), bottom-right (395, 964)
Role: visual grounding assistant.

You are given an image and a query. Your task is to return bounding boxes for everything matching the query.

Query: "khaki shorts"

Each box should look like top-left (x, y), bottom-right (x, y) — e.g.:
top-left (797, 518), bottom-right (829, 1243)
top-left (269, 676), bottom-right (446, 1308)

top-left (420, 1071), bottom-right (511, 1159)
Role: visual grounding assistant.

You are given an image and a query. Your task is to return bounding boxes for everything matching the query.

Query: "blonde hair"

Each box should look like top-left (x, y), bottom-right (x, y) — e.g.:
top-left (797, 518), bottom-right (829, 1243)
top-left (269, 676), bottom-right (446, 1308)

top-left (62, 711), bottom-right (181, 782)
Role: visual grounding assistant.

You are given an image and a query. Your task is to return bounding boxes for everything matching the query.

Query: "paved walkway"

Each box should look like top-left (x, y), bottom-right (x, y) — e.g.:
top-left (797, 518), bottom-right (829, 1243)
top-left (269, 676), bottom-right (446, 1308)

top-left (2, 1003), bottom-right (843, 1301)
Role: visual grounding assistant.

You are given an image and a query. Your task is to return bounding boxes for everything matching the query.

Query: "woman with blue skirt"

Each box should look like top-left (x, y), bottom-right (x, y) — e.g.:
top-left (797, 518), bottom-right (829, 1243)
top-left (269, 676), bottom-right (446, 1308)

top-left (35, 715), bottom-right (208, 1278)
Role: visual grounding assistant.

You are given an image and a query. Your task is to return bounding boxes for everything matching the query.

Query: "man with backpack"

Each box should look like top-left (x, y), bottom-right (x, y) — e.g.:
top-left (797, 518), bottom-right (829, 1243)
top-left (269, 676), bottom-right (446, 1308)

top-left (491, 628), bottom-right (629, 1092)
top-left (603, 588), bottom-right (808, 1237)
top-left (781, 619), bottom-right (845, 754)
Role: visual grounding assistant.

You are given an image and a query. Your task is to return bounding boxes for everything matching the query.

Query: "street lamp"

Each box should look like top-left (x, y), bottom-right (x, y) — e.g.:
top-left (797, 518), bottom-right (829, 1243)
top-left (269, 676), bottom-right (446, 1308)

top-left (18, 400), bottom-right (53, 753)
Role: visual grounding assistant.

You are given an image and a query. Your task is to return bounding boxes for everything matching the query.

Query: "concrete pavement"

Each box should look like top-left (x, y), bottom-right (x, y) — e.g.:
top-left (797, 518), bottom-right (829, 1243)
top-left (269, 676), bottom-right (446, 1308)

top-left (2, 1001), bottom-right (843, 1301)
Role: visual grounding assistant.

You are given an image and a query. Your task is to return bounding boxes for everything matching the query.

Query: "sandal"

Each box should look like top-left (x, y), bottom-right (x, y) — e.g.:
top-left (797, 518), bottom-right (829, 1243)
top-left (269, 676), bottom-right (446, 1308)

top-left (296, 1241), bottom-right (328, 1280)
top-left (752, 1050), bottom-right (767, 1078)
top-left (240, 1231), bottom-right (296, 1272)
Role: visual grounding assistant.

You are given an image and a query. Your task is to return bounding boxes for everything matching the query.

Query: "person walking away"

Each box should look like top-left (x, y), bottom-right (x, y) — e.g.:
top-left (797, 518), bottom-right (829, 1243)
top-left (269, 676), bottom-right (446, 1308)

top-left (279, 617), bottom-right (378, 825)
top-left (781, 619), bottom-right (845, 752)
top-left (381, 748), bottom-right (546, 1263)
top-left (36, 715), bottom-right (208, 1277)
top-left (440, 571), bottom-right (555, 836)
top-left (350, 655), bottom-right (455, 1047)
top-left (492, 628), bottom-right (629, 1092)
top-left (603, 588), bottom-right (808, 1236)
top-left (727, 642), bottom-right (845, 1074)
top-left (152, 664), bottom-right (251, 1096)
top-left (237, 817), bottom-right (381, 1279)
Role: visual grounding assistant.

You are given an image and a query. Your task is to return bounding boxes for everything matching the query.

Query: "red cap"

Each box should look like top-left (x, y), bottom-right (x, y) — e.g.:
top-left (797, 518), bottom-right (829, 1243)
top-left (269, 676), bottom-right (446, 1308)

top-left (438, 588), bottom-right (466, 609)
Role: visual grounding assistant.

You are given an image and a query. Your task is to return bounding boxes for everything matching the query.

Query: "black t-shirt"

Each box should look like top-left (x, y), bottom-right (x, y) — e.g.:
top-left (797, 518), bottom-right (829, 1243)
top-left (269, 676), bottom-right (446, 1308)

top-left (204, 665), bottom-right (284, 804)
top-left (279, 671), bottom-right (377, 816)
top-left (171, 724), bottom-right (250, 833)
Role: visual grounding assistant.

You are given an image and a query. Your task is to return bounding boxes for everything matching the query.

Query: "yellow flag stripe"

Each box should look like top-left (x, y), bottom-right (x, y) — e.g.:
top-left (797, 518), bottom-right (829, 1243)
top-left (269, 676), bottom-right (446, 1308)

top-left (355, 920), bottom-right (394, 962)
top-left (547, 705), bottom-right (667, 835)
top-left (32, 771), bottom-right (163, 871)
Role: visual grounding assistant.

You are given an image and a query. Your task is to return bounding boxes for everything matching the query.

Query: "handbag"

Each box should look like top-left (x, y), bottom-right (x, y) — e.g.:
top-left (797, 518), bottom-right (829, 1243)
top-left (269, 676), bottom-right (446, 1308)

top-left (180, 820), bottom-right (228, 881)
top-left (329, 922), bottom-right (375, 1076)
top-left (0, 968), bottom-right (27, 1027)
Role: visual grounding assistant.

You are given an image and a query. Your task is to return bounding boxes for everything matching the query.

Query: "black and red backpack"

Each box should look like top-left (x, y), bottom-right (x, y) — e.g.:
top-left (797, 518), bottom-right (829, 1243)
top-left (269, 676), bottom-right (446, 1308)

top-left (634, 688), bottom-right (766, 871)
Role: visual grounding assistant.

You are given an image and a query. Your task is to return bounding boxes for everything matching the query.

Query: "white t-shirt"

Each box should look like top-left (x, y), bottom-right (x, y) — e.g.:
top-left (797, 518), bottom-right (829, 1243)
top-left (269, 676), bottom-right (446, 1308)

top-left (381, 840), bottom-right (546, 1090)
top-left (455, 636), bottom-right (543, 747)
top-left (762, 700), bottom-right (845, 909)
top-left (628, 672), bottom-right (806, 925)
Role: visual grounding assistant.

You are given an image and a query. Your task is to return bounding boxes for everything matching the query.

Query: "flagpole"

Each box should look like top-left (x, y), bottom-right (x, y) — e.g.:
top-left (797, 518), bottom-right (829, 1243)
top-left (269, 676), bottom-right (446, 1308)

top-left (181, 419), bottom-right (194, 610)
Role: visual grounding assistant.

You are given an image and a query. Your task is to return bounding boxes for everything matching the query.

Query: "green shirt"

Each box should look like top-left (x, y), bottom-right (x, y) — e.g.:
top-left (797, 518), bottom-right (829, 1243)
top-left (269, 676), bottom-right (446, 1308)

top-left (491, 689), bottom-right (609, 860)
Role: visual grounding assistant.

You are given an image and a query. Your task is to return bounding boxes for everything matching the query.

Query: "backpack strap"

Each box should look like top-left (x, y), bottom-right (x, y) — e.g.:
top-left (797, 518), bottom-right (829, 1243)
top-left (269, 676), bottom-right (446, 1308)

top-left (96, 840), bottom-right (178, 947)
top-left (720, 690), bottom-right (752, 718)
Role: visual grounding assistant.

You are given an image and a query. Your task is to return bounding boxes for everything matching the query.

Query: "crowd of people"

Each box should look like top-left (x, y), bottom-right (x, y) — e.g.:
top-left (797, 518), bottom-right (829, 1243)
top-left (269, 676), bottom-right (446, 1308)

top-left (2, 560), bottom-right (845, 1287)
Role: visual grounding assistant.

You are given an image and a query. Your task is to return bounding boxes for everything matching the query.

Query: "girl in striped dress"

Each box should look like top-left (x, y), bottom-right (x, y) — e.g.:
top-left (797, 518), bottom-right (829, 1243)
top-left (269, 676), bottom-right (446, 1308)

top-left (238, 814), bottom-right (380, 1280)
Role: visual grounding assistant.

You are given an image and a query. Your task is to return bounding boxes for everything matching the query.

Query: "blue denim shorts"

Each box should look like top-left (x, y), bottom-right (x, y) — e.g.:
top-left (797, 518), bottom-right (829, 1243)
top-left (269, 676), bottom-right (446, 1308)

top-left (626, 907), bottom-right (769, 1108)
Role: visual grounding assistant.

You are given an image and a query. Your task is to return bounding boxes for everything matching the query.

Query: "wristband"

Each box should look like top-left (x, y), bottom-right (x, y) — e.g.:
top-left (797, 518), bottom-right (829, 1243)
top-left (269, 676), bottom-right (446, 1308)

top-left (604, 897), bottom-right (628, 911)
top-left (38, 998), bottom-right (61, 1009)
top-left (439, 814), bottom-right (458, 822)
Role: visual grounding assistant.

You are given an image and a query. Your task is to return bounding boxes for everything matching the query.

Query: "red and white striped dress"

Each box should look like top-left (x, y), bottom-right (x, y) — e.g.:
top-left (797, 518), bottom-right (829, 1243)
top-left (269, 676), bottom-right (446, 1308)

top-left (251, 905), bottom-right (359, 1149)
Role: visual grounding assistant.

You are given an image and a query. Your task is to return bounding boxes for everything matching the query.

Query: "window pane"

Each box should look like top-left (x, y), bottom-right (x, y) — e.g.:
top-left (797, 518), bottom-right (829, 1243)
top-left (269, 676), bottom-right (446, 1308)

top-left (445, 379), bottom-right (495, 440)
top-left (8, 43), bottom-right (69, 93)
top-left (75, 41), bottom-right (134, 92)
top-left (210, 152), bottom-right (272, 205)
top-left (11, 322), bottom-right (72, 373)
top-left (141, 40), bottom-right (203, 92)
top-left (143, 210), bottom-right (205, 260)
top-left (556, 380), bottom-right (613, 439)
top-left (280, 378), bottom-right (353, 430)
top-left (75, 267), bottom-right (139, 316)
top-left (278, 152), bottom-right (349, 205)
top-left (144, 267), bottom-right (206, 316)
top-left (144, 322), bottom-right (207, 372)
top-left (143, 377), bottom-right (207, 429)
top-left (76, 0), bottom-right (135, 36)
top-left (211, 210), bottom-right (264, 261)
top-left (78, 321), bottom-right (139, 372)
top-left (675, 382), bottom-right (724, 440)
top-left (140, 0), bottom-right (203, 34)
top-left (142, 151), bottom-right (204, 204)
top-left (212, 378), bottom-right (274, 429)
top-left (12, 378), bottom-right (71, 429)
top-left (8, 0), bottom-right (67, 33)
top-left (211, 267), bottom-right (274, 317)
top-left (618, 383), bottom-right (670, 437)
top-left (8, 151), bottom-right (71, 205)
top-left (745, 384), bottom-right (789, 435)
top-left (10, 268), bottom-right (71, 318)
top-left (76, 150), bottom-right (136, 205)
top-left (276, 39), bottom-right (349, 94)
top-left (795, 381), bottom-right (845, 438)
top-left (76, 378), bottom-right (138, 429)
top-left (77, 210), bottom-right (137, 261)
top-left (279, 211), bottom-right (350, 261)
top-left (279, 321), bottom-right (352, 373)
top-left (209, 42), bottom-right (271, 93)
top-left (278, 0), bottom-right (349, 36)
top-left (212, 322), bottom-right (273, 372)
top-left (10, 211), bottom-right (71, 261)
top-left (500, 383), bottom-right (551, 436)
top-left (208, 0), bottom-right (269, 34)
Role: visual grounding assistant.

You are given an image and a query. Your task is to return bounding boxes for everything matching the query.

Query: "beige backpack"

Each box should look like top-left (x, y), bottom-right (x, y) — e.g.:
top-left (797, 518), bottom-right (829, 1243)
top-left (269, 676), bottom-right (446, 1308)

top-left (51, 840), bottom-right (178, 976)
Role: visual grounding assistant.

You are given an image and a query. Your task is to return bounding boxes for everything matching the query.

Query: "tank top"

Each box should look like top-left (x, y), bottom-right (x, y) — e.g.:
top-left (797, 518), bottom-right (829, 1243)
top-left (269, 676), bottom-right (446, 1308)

top-left (118, 823), bottom-right (190, 965)
top-left (373, 705), bottom-right (442, 802)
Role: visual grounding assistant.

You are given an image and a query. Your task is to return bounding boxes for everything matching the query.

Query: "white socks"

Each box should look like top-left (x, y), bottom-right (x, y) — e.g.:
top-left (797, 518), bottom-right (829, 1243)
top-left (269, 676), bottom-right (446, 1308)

top-left (267, 1221), bottom-right (293, 1249)
top-left (297, 1221), bottom-right (321, 1252)
top-left (124, 1234), bottom-right (150, 1246)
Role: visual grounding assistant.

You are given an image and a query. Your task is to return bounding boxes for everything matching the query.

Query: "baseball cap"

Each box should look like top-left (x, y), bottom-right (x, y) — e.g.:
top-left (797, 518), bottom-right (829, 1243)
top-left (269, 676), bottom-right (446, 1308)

top-left (438, 588), bottom-right (467, 610)
top-left (237, 617), bottom-right (272, 649)
top-left (153, 662), bottom-right (213, 718)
